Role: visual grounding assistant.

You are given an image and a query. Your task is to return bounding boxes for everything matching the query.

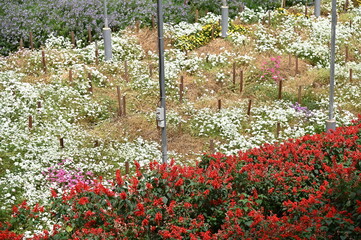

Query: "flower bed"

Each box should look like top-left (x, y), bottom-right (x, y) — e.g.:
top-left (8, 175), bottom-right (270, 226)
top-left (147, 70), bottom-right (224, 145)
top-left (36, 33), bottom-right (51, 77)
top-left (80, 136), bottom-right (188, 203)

top-left (2, 117), bottom-right (361, 239)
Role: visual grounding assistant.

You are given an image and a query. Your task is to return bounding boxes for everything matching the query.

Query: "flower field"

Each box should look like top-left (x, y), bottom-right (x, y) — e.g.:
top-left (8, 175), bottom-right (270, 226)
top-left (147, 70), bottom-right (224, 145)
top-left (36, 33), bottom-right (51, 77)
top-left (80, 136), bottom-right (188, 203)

top-left (0, 0), bottom-right (361, 238)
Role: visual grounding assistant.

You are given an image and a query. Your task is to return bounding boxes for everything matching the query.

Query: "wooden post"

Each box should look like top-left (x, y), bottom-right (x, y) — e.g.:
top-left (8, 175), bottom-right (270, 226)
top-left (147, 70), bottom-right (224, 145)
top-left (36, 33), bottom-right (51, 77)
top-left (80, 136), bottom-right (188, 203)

top-left (298, 86), bottom-right (302, 104)
top-left (29, 32), bottom-right (34, 49)
top-left (149, 63), bottom-right (153, 77)
top-left (210, 139), bottom-right (215, 154)
top-left (41, 50), bottom-right (47, 73)
top-left (19, 38), bottom-right (24, 50)
top-left (295, 56), bottom-right (299, 75)
top-left (28, 115), bottom-right (33, 129)
top-left (195, 9), bottom-right (199, 22)
top-left (247, 99), bottom-right (252, 116)
top-left (179, 76), bottom-right (184, 103)
top-left (88, 73), bottom-right (93, 93)
top-left (69, 69), bottom-right (73, 82)
top-left (124, 60), bottom-right (129, 82)
top-left (240, 70), bottom-right (244, 93)
top-left (88, 27), bottom-right (92, 43)
top-left (37, 101), bottom-right (42, 109)
top-left (345, 0), bottom-right (349, 11)
top-left (211, 24), bottom-right (215, 39)
top-left (218, 99), bottom-right (222, 111)
top-left (95, 41), bottom-right (99, 65)
top-left (232, 62), bottom-right (236, 86)
top-left (288, 54), bottom-right (292, 68)
top-left (305, 2), bottom-right (308, 16)
top-left (125, 161), bottom-right (130, 174)
top-left (151, 15), bottom-right (155, 29)
top-left (117, 86), bottom-right (122, 116)
top-left (136, 20), bottom-right (140, 33)
top-left (278, 80), bottom-right (283, 100)
top-left (350, 20), bottom-right (352, 28)
top-left (123, 95), bottom-right (126, 116)
top-left (350, 69), bottom-right (353, 82)
top-left (268, 11), bottom-right (271, 27)
top-left (276, 122), bottom-right (281, 138)
top-left (60, 138), bottom-right (64, 148)
top-left (345, 46), bottom-right (349, 62)
top-left (178, 122), bottom-right (182, 134)
top-left (71, 31), bottom-right (75, 48)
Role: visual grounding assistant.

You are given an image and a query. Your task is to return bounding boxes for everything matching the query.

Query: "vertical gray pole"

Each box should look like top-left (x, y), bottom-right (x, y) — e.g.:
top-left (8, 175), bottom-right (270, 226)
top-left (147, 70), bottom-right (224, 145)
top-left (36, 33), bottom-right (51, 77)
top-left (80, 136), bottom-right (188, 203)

top-left (103, 0), bottom-right (112, 61)
top-left (326, 0), bottom-right (337, 132)
top-left (157, 0), bottom-right (168, 164)
top-left (314, 0), bottom-right (321, 17)
top-left (221, 1), bottom-right (229, 38)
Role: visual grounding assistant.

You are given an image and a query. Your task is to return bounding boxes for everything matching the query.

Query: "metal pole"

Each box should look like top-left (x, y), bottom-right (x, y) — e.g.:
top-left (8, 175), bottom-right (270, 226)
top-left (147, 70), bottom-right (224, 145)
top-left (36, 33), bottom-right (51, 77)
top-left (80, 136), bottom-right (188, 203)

top-left (326, 0), bottom-right (337, 132)
top-left (103, 0), bottom-right (112, 61)
top-left (314, 0), bottom-right (321, 17)
top-left (221, 1), bottom-right (229, 38)
top-left (157, 0), bottom-right (168, 164)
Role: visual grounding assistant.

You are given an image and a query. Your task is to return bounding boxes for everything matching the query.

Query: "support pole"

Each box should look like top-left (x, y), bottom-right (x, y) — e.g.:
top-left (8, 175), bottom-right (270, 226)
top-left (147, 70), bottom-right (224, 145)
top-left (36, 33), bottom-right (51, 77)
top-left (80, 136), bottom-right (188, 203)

top-left (103, 0), bottom-right (112, 61)
top-left (314, 0), bottom-right (321, 17)
top-left (326, 0), bottom-right (337, 132)
top-left (221, 1), bottom-right (229, 38)
top-left (157, 0), bottom-right (168, 164)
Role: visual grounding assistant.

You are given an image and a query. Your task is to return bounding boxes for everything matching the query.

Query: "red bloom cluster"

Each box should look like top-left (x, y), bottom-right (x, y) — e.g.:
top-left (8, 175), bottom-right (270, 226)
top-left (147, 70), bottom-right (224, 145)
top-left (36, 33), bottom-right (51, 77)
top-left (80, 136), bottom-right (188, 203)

top-left (2, 117), bottom-right (361, 239)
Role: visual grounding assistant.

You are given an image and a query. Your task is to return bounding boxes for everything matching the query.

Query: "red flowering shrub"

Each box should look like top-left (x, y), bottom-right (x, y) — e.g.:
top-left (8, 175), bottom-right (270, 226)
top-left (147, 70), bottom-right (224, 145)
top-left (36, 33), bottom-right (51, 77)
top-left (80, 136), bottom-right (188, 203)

top-left (2, 117), bottom-right (361, 239)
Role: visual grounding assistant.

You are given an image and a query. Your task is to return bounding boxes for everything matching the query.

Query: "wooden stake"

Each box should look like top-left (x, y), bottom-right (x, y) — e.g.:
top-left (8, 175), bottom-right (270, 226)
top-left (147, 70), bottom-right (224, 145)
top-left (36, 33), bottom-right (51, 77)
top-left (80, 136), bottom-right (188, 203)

top-left (295, 57), bottom-right (299, 75)
top-left (124, 61), bottom-right (129, 82)
top-left (117, 86), bottom-right (122, 116)
top-left (19, 38), bottom-right (24, 50)
top-left (345, 46), bottom-right (349, 62)
top-left (136, 20), bottom-right (140, 33)
top-left (71, 31), bottom-right (75, 48)
top-left (37, 101), bottom-right (42, 109)
top-left (276, 122), bottom-right (281, 138)
top-left (305, 3), bottom-right (308, 16)
top-left (282, 0), bottom-right (286, 8)
top-left (149, 63), bottom-right (153, 77)
top-left (88, 73), bottom-right (93, 93)
top-left (218, 99), bottom-right (222, 111)
top-left (195, 9), bottom-right (199, 22)
top-left (179, 76), bottom-right (184, 103)
top-left (288, 54), bottom-right (292, 68)
top-left (41, 50), bottom-right (47, 73)
top-left (278, 80), bottom-right (283, 100)
top-left (69, 69), bottom-right (73, 82)
top-left (350, 69), bottom-right (353, 82)
top-left (28, 115), bottom-right (33, 129)
top-left (240, 70), bottom-right (244, 93)
top-left (268, 11), bottom-right (271, 27)
top-left (29, 32), bottom-right (34, 49)
top-left (88, 27), bottom-right (92, 43)
top-left (232, 62), bottom-right (236, 86)
top-left (247, 99), bottom-right (252, 116)
top-left (60, 138), bottom-right (64, 148)
top-left (125, 161), bottom-right (130, 174)
top-left (298, 86), bottom-right (302, 104)
top-left (151, 15), bottom-right (155, 29)
top-left (95, 41), bottom-right (99, 65)
top-left (122, 95), bottom-right (126, 116)
top-left (94, 140), bottom-right (99, 147)
top-left (211, 25), bottom-right (215, 39)
top-left (178, 122), bottom-right (182, 134)
top-left (210, 139), bottom-right (215, 154)
top-left (350, 20), bottom-right (352, 28)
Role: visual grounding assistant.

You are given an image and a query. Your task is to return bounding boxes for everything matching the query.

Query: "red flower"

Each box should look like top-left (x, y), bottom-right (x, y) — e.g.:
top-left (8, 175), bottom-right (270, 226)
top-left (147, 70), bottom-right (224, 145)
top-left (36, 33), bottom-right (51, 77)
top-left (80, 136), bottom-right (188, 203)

top-left (116, 169), bottom-right (123, 186)
top-left (120, 192), bottom-right (127, 200)
top-left (142, 219), bottom-right (149, 226)
top-left (134, 203), bottom-right (145, 216)
top-left (155, 212), bottom-right (162, 222)
top-left (78, 197), bottom-right (89, 205)
top-left (51, 189), bottom-right (57, 198)
top-left (174, 178), bottom-right (184, 187)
